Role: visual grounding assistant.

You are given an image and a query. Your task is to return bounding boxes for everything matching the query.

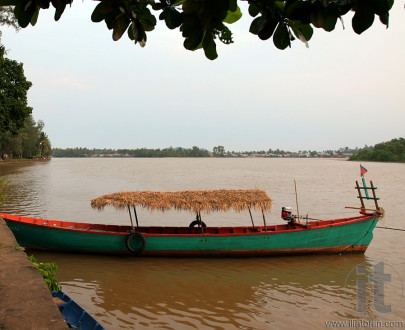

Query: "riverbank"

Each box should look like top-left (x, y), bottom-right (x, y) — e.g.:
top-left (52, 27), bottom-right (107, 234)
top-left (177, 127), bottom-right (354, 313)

top-left (0, 158), bottom-right (51, 164)
top-left (0, 217), bottom-right (67, 329)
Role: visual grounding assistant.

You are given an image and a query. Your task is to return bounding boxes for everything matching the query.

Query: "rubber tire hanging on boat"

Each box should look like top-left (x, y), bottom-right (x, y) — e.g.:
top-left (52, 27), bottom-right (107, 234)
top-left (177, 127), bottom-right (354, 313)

top-left (189, 220), bottom-right (207, 228)
top-left (126, 232), bottom-right (146, 254)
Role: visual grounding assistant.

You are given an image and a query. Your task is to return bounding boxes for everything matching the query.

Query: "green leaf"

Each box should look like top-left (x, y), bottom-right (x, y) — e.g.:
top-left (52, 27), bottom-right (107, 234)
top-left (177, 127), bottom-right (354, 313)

top-left (53, 0), bottom-right (67, 21)
top-left (248, 3), bottom-right (261, 17)
top-left (15, 0), bottom-right (36, 28)
top-left (30, 8), bottom-right (39, 25)
top-left (352, 0), bottom-right (375, 34)
top-left (371, 0), bottom-right (390, 27)
top-left (285, 0), bottom-right (311, 23)
top-left (136, 5), bottom-right (157, 32)
top-left (310, 2), bottom-right (339, 32)
top-left (249, 16), bottom-right (262, 35)
top-left (371, 0), bottom-right (389, 16)
top-left (184, 29), bottom-right (204, 50)
top-left (310, 3), bottom-right (326, 29)
top-left (128, 22), bottom-right (135, 40)
top-left (273, 22), bottom-right (290, 49)
top-left (379, 12), bottom-right (389, 26)
top-left (322, 14), bottom-right (338, 32)
top-left (289, 20), bottom-right (313, 47)
top-left (203, 35), bottom-right (218, 60)
top-left (228, 0), bottom-right (237, 12)
top-left (112, 14), bottom-right (130, 41)
top-left (257, 17), bottom-right (279, 41)
top-left (159, 8), bottom-right (169, 20)
top-left (163, 7), bottom-right (182, 29)
top-left (223, 6), bottom-right (242, 24)
top-left (91, 0), bottom-right (114, 23)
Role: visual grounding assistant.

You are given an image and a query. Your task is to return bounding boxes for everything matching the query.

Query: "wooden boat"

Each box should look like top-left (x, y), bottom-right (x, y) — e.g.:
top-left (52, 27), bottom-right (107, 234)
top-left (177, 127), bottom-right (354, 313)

top-left (52, 290), bottom-right (105, 329)
top-left (0, 181), bottom-right (383, 257)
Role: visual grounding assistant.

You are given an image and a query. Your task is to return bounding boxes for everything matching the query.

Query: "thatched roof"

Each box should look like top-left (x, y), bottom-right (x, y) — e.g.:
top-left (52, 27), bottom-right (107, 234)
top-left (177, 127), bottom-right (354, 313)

top-left (91, 189), bottom-right (272, 214)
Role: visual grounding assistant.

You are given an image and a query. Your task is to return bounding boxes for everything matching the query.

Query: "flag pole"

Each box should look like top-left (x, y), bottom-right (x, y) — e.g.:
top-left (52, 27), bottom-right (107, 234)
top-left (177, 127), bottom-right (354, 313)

top-left (360, 164), bottom-right (370, 199)
top-left (294, 180), bottom-right (300, 223)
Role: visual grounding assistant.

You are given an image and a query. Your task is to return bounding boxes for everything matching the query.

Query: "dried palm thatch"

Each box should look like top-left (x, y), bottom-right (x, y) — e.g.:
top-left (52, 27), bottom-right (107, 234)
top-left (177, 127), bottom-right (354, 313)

top-left (91, 189), bottom-right (272, 214)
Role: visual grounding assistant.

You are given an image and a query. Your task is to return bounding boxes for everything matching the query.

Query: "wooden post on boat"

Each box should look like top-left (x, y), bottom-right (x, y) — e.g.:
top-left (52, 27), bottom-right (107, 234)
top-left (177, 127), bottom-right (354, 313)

top-left (353, 177), bottom-right (380, 213)
top-left (261, 209), bottom-right (267, 232)
top-left (133, 206), bottom-right (139, 228)
top-left (198, 211), bottom-right (204, 234)
top-left (370, 181), bottom-right (380, 210)
top-left (127, 205), bottom-right (135, 232)
top-left (355, 181), bottom-right (366, 210)
top-left (248, 207), bottom-right (255, 227)
top-left (294, 180), bottom-right (300, 223)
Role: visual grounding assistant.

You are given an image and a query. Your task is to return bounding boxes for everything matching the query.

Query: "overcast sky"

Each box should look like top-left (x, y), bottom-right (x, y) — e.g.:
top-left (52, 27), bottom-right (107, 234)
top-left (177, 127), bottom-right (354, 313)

top-left (2, 2), bottom-right (404, 152)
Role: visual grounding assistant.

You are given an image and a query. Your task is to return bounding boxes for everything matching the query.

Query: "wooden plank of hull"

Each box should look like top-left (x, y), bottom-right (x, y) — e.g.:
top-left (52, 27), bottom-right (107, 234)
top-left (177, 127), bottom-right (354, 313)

top-left (1, 214), bottom-right (378, 257)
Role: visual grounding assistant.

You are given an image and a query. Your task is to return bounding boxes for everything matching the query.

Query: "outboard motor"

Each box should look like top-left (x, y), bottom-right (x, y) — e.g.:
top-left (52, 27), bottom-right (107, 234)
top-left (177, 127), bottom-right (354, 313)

top-left (281, 207), bottom-right (295, 222)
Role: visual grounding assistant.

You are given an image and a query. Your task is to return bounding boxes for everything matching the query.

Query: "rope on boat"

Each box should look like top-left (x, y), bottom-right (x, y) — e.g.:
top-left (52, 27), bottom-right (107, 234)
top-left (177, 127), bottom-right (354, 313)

top-left (376, 226), bottom-right (405, 232)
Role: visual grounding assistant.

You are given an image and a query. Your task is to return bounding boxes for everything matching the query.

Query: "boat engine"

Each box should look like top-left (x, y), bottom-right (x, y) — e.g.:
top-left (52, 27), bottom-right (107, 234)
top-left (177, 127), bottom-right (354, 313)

top-left (281, 207), bottom-right (295, 222)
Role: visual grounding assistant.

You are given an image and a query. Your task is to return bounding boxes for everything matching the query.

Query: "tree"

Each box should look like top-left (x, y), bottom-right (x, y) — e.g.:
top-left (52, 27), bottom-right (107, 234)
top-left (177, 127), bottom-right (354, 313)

top-left (0, 5), bottom-right (19, 40)
top-left (349, 137), bottom-right (405, 162)
top-left (39, 131), bottom-right (51, 158)
top-left (0, 45), bottom-right (32, 134)
top-left (0, 0), bottom-right (393, 60)
top-left (213, 145), bottom-right (225, 157)
top-left (0, 114), bottom-right (50, 158)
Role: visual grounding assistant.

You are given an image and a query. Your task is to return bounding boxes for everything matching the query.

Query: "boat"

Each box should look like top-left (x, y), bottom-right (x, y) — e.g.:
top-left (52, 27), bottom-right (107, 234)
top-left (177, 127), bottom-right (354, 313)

top-left (0, 180), bottom-right (383, 257)
top-left (52, 290), bottom-right (105, 329)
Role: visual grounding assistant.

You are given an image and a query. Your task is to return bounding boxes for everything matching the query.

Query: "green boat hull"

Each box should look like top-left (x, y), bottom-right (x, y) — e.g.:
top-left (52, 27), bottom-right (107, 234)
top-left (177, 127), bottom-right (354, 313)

top-left (1, 214), bottom-right (378, 257)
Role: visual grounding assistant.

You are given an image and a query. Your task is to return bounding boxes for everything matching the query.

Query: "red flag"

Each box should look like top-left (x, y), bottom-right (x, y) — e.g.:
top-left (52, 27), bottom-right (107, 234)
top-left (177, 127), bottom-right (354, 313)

top-left (360, 164), bottom-right (367, 176)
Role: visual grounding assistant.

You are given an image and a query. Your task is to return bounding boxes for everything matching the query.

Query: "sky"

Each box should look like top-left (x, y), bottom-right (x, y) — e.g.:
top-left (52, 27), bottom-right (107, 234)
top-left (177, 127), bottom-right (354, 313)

top-left (1, 2), bottom-right (405, 152)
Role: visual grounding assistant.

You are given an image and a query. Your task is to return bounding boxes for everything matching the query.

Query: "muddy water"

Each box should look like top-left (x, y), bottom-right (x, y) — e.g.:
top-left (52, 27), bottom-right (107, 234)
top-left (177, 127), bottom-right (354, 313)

top-left (1, 158), bottom-right (404, 329)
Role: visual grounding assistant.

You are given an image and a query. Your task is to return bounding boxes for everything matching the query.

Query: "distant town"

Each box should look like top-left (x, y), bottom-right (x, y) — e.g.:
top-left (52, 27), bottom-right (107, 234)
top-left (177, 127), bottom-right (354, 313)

top-left (50, 138), bottom-right (405, 162)
top-left (51, 146), bottom-right (366, 159)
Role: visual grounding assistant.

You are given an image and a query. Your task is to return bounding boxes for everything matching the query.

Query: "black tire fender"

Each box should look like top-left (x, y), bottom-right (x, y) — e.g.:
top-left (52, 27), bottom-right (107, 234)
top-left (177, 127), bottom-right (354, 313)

top-left (126, 231), bottom-right (146, 253)
top-left (189, 220), bottom-right (207, 228)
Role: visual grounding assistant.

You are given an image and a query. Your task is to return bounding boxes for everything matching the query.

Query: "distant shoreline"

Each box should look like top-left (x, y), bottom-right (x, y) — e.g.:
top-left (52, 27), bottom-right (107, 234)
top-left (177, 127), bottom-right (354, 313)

top-left (1, 157), bottom-right (350, 161)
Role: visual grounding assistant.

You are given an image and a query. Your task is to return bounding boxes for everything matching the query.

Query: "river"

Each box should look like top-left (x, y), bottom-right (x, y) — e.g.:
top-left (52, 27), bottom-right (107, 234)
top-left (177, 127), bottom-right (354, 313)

top-left (0, 158), bottom-right (404, 329)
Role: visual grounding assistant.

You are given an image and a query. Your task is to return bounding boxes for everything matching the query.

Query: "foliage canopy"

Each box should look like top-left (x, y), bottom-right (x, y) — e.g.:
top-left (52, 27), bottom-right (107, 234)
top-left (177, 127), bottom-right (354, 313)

top-left (52, 146), bottom-right (209, 157)
top-left (0, 45), bottom-right (32, 134)
top-left (349, 138), bottom-right (405, 162)
top-left (0, 0), bottom-right (394, 60)
top-left (0, 115), bottom-right (51, 158)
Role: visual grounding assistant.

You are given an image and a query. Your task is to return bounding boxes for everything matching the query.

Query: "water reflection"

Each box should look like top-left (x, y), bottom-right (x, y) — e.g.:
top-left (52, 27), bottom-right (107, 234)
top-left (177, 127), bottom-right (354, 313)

top-left (33, 252), bottom-right (373, 329)
top-left (0, 161), bottom-right (51, 217)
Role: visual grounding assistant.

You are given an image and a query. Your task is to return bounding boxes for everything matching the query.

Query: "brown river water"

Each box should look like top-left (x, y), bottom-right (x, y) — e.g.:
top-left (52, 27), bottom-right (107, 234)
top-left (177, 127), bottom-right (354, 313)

top-left (0, 158), bottom-right (404, 329)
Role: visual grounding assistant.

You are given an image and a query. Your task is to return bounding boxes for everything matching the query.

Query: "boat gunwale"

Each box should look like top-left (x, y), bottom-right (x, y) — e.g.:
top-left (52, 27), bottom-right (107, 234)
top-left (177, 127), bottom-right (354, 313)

top-left (1, 213), bottom-right (378, 237)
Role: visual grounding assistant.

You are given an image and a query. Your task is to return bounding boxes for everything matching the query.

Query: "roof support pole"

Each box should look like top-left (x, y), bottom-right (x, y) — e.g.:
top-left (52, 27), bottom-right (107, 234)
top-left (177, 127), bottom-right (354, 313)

top-left (133, 206), bottom-right (139, 228)
top-left (294, 180), bottom-right (300, 224)
top-left (261, 209), bottom-right (267, 232)
top-left (127, 205), bottom-right (135, 232)
top-left (198, 211), bottom-right (204, 234)
top-left (248, 207), bottom-right (255, 227)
